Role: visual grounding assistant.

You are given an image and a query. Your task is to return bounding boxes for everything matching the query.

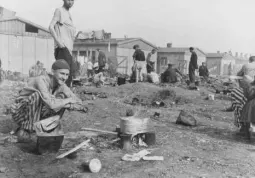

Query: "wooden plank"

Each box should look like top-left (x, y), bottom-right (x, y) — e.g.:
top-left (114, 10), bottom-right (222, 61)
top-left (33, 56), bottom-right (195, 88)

top-left (117, 57), bottom-right (127, 67)
top-left (56, 139), bottom-right (90, 159)
top-left (81, 128), bottom-right (118, 135)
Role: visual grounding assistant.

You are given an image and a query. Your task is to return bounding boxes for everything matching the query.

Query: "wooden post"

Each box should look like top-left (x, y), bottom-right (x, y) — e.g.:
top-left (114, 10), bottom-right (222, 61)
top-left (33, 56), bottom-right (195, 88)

top-left (56, 139), bottom-right (90, 159)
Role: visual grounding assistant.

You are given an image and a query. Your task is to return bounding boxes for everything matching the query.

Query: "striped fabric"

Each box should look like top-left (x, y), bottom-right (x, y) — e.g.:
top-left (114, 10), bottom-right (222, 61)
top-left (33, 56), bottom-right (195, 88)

top-left (11, 91), bottom-right (55, 132)
top-left (230, 87), bottom-right (247, 127)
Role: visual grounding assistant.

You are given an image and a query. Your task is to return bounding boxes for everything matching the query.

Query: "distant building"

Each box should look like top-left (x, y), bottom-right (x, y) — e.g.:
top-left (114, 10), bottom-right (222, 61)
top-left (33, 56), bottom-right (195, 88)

top-left (73, 37), bottom-right (157, 75)
top-left (157, 43), bottom-right (206, 74)
top-left (233, 52), bottom-right (249, 74)
top-left (206, 52), bottom-right (236, 75)
top-left (0, 7), bottom-right (54, 75)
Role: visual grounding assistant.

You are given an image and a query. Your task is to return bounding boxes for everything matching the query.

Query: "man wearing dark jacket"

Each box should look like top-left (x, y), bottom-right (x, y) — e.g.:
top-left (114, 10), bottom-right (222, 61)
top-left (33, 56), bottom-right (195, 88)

top-left (189, 47), bottom-right (198, 83)
top-left (199, 62), bottom-right (209, 78)
top-left (97, 49), bottom-right (106, 73)
top-left (161, 64), bottom-right (183, 83)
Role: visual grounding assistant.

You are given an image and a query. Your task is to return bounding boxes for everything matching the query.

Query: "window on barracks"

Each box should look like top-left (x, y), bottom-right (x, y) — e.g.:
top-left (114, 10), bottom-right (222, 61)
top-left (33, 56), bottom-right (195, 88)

top-left (161, 57), bottom-right (167, 66)
top-left (165, 59), bottom-right (168, 65)
top-left (25, 23), bottom-right (38, 33)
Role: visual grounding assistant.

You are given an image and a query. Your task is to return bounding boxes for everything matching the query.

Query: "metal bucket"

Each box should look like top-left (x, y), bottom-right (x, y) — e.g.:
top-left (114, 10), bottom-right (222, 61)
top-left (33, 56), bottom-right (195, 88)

top-left (36, 134), bottom-right (64, 154)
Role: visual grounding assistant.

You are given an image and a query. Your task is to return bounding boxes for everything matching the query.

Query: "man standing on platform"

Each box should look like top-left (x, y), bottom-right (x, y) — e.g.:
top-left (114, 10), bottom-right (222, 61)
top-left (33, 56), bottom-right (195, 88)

top-left (49, 0), bottom-right (76, 87)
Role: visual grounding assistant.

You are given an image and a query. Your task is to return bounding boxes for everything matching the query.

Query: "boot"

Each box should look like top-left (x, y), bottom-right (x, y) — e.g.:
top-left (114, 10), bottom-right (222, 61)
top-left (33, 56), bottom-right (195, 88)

top-left (242, 123), bottom-right (251, 140)
top-left (236, 122), bottom-right (248, 137)
top-left (16, 128), bottom-right (37, 143)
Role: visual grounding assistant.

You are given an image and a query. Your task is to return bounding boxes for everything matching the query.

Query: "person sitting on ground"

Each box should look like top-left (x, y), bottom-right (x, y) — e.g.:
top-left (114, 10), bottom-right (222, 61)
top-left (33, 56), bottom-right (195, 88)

top-left (10, 60), bottom-right (84, 142)
top-left (161, 63), bottom-right (183, 83)
top-left (227, 56), bottom-right (255, 131)
top-left (199, 62), bottom-right (209, 80)
top-left (93, 71), bottom-right (106, 88)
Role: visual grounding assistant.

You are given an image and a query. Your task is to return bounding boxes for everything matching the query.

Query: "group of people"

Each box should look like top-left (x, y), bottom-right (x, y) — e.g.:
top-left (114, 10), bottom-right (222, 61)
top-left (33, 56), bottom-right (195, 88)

top-left (9, 0), bottom-right (253, 144)
top-left (83, 49), bottom-right (107, 79)
top-left (10, 0), bottom-right (85, 142)
top-left (131, 45), bottom-right (157, 82)
top-left (161, 47), bottom-right (209, 84)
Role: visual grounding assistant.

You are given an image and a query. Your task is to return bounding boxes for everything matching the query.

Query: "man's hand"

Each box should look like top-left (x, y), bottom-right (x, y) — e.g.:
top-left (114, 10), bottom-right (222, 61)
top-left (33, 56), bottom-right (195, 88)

top-left (66, 98), bottom-right (78, 104)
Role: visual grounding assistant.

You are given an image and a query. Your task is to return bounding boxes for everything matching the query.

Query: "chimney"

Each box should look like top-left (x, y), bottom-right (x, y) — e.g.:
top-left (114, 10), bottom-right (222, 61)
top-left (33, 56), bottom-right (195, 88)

top-left (104, 33), bottom-right (111, 40)
top-left (241, 53), bottom-right (243, 58)
top-left (167, 43), bottom-right (172, 48)
top-left (0, 7), bottom-right (16, 19)
top-left (235, 52), bottom-right (238, 57)
top-left (217, 51), bottom-right (220, 53)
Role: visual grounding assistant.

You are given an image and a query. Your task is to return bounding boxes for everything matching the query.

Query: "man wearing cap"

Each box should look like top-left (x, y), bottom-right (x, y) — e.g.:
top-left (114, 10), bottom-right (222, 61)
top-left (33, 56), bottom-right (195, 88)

top-left (133, 45), bottom-right (146, 82)
top-left (189, 47), bottom-right (198, 84)
top-left (161, 63), bottom-right (183, 83)
top-left (49, 0), bottom-right (76, 87)
top-left (10, 60), bottom-right (84, 143)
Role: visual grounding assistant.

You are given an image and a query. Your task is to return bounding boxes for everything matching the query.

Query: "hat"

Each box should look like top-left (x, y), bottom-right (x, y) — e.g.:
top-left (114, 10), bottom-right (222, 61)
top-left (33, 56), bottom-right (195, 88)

top-left (52, 60), bottom-right (70, 70)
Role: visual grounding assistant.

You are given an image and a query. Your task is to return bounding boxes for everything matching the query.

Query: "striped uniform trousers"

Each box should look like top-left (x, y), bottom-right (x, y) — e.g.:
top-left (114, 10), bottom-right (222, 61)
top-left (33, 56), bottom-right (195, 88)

top-left (11, 92), bottom-right (52, 132)
top-left (230, 87), bottom-right (247, 127)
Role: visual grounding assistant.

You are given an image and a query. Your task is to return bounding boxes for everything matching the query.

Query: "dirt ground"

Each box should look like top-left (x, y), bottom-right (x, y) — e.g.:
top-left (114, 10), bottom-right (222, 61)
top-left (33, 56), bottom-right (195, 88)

top-left (0, 80), bottom-right (255, 178)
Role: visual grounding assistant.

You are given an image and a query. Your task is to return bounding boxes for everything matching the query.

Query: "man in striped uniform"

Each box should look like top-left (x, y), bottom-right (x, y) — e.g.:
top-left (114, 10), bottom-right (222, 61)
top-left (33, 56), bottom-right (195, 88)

top-left (11, 60), bottom-right (84, 143)
top-left (228, 56), bottom-right (255, 132)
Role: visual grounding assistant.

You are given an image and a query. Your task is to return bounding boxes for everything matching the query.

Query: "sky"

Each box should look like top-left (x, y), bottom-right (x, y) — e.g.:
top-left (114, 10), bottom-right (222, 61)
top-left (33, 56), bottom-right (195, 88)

top-left (1, 0), bottom-right (255, 55)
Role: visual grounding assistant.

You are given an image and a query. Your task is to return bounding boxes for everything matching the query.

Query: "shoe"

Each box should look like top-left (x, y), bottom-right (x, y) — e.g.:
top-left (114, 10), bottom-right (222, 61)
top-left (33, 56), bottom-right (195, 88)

top-left (16, 129), bottom-right (36, 143)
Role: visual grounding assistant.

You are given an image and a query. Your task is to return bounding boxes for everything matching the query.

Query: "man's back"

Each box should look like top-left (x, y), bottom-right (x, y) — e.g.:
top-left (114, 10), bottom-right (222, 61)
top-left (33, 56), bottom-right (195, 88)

top-left (98, 51), bottom-right (106, 67)
top-left (163, 68), bottom-right (177, 83)
top-left (133, 49), bottom-right (145, 61)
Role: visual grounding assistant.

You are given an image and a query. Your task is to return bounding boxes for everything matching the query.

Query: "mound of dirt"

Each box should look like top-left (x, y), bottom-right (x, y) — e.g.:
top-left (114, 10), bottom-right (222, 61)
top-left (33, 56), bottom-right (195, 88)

top-left (125, 87), bottom-right (191, 107)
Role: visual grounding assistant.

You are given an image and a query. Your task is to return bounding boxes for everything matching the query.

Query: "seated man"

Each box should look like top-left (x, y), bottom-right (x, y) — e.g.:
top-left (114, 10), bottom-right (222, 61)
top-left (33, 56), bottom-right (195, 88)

top-left (10, 60), bottom-right (84, 142)
top-left (93, 71), bottom-right (105, 87)
top-left (161, 64), bottom-right (183, 83)
top-left (199, 62), bottom-right (209, 80)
